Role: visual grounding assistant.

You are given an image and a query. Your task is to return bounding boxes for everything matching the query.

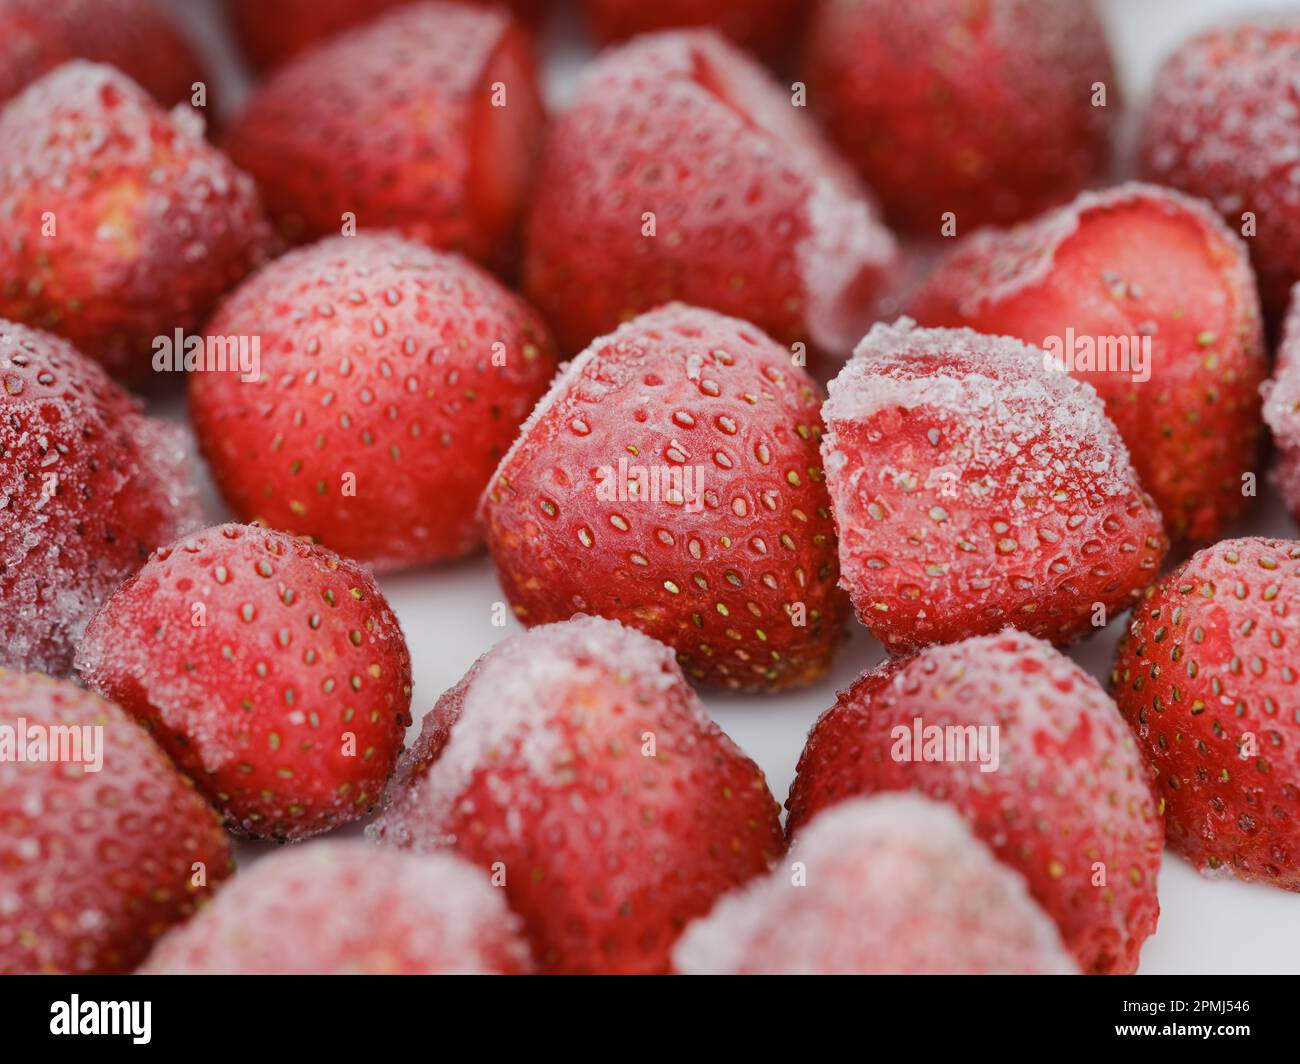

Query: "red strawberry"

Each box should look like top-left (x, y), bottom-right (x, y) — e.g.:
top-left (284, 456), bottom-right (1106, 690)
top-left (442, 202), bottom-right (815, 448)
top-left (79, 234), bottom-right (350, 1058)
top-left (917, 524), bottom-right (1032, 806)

top-left (75, 523), bottom-right (414, 841)
top-left (821, 319), bottom-right (1167, 655)
top-left (674, 795), bottom-right (1077, 975)
top-left (0, 62), bottom-right (274, 379)
top-left (0, 670), bottom-right (232, 974)
top-left (1140, 16), bottom-right (1300, 324)
top-left (802, 0), bottom-right (1118, 233)
top-left (1264, 285), bottom-right (1300, 518)
top-left (523, 29), bottom-right (896, 359)
top-left (189, 233), bottom-right (559, 571)
top-left (0, 0), bottom-right (205, 108)
top-left (0, 321), bottom-right (201, 677)
top-left (480, 303), bottom-right (849, 691)
top-left (141, 841), bottom-right (531, 974)
top-left (228, 0), bottom-right (551, 72)
top-left (911, 183), bottom-right (1267, 543)
top-left (580, 0), bottom-right (807, 64)
top-left (1111, 537), bottom-right (1300, 891)
top-left (370, 614), bottom-right (786, 974)
top-left (786, 630), bottom-right (1164, 975)
top-left (223, 2), bottom-right (545, 273)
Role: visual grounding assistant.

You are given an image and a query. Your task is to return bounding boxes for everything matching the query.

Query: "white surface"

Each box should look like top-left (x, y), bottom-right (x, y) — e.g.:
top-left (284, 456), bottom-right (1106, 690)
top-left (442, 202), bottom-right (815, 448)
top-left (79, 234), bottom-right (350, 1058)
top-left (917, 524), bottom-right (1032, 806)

top-left (162, 0), bottom-right (1300, 973)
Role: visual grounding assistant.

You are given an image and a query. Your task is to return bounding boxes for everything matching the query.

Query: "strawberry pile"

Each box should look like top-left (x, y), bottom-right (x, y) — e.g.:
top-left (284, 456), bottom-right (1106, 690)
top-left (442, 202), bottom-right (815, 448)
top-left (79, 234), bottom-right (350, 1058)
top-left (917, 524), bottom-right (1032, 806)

top-left (3, 0), bottom-right (1299, 978)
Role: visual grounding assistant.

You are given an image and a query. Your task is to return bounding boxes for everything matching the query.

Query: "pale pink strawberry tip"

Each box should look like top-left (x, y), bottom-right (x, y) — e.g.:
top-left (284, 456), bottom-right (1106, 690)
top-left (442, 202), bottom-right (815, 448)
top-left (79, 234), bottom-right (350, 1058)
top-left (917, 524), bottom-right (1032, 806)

top-left (140, 841), bottom-right (532, 975)
top-left (673, 794), bottom-right (1078, 975)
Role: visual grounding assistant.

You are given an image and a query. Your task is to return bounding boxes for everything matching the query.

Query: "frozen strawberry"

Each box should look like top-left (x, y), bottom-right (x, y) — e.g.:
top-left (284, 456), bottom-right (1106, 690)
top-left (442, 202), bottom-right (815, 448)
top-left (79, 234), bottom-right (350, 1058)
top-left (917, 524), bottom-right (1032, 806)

top-left (0, 321), bottom-right (201, 678)
top-left (141, 841), bottom-right (531, 974)
top-left (0, 62), bottom-right (274, 379)
top-left (1264, 285), bottom-right (1300, 519)
top-left (1140, 16), bottom-right (1300, 324)
top-left (580, 0), bottom-right (806, 63)
top-left (911, 183), bottom-right (1267, 543)
top-left (821, 319), bottom-right (1167, 655)
top-left (228, 0), bottom-right (551, 72)
top-left (75, 523), bottom-right (413, 841)
top-left (787, 630), bottom-right (1164, 974)
top-left (190, 233), bottom-right (558, 571)
top-left (223, 2), bottom-right (544, 273)
top-left (370, 615), bottom-right (785, 974)
top-left (1112, 537), bottom-right (1300, 891)
top-left (802, 0), bottom-right (1117, 234)
top-left (523, 29), bottom-right (896, 359)
top-left (0, 670), bottom-right (232, 974)
top-left (0, 0), bottom-right (205, 107)
top-left (674, 795), bottom-right (1077, 975)
top-left (481, 304), bottom-right (848, 691)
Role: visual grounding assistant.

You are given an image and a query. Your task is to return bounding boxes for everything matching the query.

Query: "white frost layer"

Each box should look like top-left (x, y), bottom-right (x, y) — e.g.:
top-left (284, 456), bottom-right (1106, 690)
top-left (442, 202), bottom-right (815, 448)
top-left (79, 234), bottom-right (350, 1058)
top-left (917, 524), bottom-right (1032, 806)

top-left (821, 317), bottom-right (1137, 499)
top-left (376, 614), bottom-right (700, 848)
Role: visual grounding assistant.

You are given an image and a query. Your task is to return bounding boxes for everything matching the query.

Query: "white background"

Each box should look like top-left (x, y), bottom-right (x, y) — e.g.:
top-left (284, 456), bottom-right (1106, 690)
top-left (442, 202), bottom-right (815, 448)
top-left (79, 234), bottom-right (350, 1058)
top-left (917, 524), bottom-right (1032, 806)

top-left (160, 0), bottom-right (1300, 973)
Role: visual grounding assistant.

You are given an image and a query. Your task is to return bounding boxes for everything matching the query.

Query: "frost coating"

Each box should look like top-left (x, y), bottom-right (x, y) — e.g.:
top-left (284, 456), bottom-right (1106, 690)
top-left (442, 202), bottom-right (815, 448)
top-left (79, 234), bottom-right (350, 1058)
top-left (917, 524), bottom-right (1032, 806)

top-left (909, 180), bottom-right (1266, 543)
top-left (819, 318), bottom-right (1166, 654)
top-left (0, 61), bottom-right (273, 376)
top-left (785, 629), bottom-right (1163, 974)
top-left (823, 317), bottom-right (1131, 498)
top-left (371, 614), bottom-right (698, 849)
top-left (0, 670), bottom-right (231, 974)
top-left (523, 29), bottom-right (896, 356)
top-left (369, 611), bottom-right (783, 974)
top-left (1140, 15), bottom-right (1300, 319)
top-left (918, 181), bottom-right (1259, 318)
top-left (75, 523), bottom-right (412, 840)
top-left (798, 178), bottom-right (896, 355)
